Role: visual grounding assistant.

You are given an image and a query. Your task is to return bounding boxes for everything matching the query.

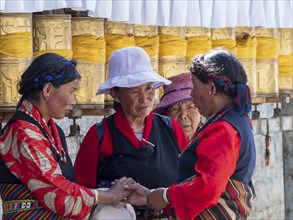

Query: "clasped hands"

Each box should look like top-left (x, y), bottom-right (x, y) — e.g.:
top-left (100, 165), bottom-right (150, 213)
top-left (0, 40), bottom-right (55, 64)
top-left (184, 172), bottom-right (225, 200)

top-left (109, 177), bottom-right (169, 213)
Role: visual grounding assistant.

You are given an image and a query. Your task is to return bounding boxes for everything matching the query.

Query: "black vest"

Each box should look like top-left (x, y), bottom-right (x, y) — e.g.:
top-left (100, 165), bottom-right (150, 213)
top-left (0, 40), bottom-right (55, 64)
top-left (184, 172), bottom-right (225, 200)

top-left (98, 114), bottom-right (181, 189)
top-left (0, 111), bottom-right (76, 184)
top-left (177, 108), bottom-right (256, 185)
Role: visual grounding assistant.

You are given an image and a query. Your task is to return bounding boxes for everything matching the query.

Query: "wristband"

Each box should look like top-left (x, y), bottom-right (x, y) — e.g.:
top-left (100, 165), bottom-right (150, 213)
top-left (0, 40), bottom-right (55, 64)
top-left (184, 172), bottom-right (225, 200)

top-left (163, 188), bottom-right (170, 204)
top-left (94, 190), bottom-right (99, 205)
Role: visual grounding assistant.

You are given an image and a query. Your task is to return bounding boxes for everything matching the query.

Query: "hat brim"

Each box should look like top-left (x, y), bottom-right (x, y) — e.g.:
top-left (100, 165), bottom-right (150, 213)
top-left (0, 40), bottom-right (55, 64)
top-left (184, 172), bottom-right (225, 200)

top-left (96, 71), bottom-right (171, 94)
top-left (154, 89), bottom-right (193, 113)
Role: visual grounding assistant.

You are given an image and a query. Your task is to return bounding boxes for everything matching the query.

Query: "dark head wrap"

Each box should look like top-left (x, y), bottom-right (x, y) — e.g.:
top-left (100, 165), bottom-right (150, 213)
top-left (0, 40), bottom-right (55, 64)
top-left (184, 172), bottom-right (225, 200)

top-left (17, 53), bottom-right (81, 108)
top-left (190, 49), bottom-right (251, 115)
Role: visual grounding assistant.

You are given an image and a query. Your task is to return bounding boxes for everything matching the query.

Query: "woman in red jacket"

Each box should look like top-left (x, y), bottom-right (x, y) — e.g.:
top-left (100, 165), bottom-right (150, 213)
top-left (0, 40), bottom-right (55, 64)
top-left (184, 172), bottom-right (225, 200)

top-left (0, 53), bottom-right (134, 219)
top-left (74, 47), bottom-right (189, 219)
top-left (126, 49), bottom-right (256, 220)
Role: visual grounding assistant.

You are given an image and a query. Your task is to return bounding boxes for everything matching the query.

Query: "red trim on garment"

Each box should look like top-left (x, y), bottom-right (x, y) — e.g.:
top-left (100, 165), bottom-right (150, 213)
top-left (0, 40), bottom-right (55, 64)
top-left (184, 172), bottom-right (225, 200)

top-left (75, 108), bottom-right (188, 189)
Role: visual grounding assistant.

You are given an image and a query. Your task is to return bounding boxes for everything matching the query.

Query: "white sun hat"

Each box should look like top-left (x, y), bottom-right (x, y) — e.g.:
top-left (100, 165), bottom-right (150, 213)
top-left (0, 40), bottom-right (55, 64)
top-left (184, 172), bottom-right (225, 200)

top-left (96, 47), bottom-right (171, 94)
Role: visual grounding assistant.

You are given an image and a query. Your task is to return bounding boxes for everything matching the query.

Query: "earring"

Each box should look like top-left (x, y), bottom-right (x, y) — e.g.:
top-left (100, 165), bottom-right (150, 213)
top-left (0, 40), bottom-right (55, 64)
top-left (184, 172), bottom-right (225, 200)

top-left (208, 91), bottom-right (212, 95)
top-left (198, 116), bottom-right (205, 129)
top-left (44, 93), bottom-right (49, 100)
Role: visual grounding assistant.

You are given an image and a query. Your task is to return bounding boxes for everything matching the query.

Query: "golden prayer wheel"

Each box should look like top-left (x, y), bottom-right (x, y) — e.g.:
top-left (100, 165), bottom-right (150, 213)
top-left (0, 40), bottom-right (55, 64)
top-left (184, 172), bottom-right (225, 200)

top-left (134, 25), bottom-right (159, 73)
top-left (278, 28), bottom-right (293, 93)
top-left (104, 21), bottom-right (135, 62)
top-left (158, 26), bottom-right (187, 78)
top-left (71, 17), bottom-right (105, 105)
top-left (33, 14), bottom-right (72, 59)
top-left (185, 27), bottom-right (212, 71)
top-left (255, 28), bottom-right (280, 96)
top-left (134, 24), bottom-right (160, 103)
top-left (75, 63), bottom-right (105, 104)
top-left (235, 27), bottom-right (257, 96)
top-left (0, 13), bottom-right (33, 106)
top-left (211, 28), bottom-right (237, 55)
top-left (104, 21), bottom-right (136, 103)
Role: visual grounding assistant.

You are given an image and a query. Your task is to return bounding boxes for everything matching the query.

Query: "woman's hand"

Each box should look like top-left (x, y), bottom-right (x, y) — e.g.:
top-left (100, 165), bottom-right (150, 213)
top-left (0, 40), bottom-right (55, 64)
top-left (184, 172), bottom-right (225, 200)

top-left (124, 182), bottom-right (150, 206)
top-left (98, 177), bottom-right (134, 204)
top-left (110, 177), bottom-right (135, 203)
top-left (147, 188), bottom-right (168, 213)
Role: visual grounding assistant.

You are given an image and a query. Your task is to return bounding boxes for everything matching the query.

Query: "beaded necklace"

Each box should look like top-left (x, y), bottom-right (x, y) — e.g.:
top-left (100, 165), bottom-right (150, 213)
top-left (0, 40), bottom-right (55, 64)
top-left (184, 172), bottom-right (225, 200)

top-left (18, 107), bottom-right (67, 163)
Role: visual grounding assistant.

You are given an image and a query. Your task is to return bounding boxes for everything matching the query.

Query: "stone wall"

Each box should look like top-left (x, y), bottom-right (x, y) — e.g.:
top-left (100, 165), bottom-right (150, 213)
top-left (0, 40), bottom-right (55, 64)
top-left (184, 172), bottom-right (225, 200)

top-left (56, 101), bottom-right (293, 220)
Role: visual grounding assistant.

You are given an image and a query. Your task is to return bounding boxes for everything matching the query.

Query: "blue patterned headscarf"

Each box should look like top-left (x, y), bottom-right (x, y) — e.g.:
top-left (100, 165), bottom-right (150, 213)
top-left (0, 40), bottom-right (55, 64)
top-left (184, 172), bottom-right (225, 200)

top-left (17, 53), bottom-right (80, 108)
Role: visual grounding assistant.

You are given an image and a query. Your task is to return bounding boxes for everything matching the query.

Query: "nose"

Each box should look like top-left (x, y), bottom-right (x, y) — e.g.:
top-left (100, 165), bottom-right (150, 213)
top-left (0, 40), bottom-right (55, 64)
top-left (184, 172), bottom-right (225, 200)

top-left (178, 108), bottom-right (188, 120)
top-left (139, 92), bottom-right (147, 103)
top-left (72, 95), bottom-right (77, 106)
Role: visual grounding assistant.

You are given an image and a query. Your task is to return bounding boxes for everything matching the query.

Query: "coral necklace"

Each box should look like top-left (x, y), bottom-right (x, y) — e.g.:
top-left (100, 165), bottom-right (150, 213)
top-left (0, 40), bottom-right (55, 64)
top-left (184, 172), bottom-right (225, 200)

top-left (19, 108), bottom-right (67, 163)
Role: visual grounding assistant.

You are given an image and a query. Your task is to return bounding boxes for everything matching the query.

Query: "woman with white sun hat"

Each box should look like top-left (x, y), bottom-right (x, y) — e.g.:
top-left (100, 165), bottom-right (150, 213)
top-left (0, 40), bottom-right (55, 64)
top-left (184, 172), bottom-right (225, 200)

top-left (75, 47), bottom-right (188, 219)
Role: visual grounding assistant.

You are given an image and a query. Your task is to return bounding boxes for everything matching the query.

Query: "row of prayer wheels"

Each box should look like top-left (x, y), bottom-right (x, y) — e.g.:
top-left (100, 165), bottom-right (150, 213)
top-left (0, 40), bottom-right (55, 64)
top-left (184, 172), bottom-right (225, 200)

top-left (0, 13), bottom-right (292, 106)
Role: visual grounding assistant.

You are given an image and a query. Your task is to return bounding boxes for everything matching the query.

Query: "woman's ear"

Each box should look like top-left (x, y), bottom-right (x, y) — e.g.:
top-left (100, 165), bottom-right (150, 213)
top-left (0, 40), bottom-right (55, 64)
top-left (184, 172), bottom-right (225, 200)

top-left (209, 82), bottom-right (217, 95)
top-left (42, 83), bottom-right (52, 100)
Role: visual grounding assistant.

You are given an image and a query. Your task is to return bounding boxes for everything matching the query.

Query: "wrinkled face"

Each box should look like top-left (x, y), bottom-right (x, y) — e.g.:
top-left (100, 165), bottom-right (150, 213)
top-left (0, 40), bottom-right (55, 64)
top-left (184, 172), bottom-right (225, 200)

top-left (46, 79), bottom-right (79, 119)
top-left (116, 83), bottom-right (155, 119)
top-left (190, 75), bottom-right (213, 117)
top-left (167, 99), bottom-right (200, 141)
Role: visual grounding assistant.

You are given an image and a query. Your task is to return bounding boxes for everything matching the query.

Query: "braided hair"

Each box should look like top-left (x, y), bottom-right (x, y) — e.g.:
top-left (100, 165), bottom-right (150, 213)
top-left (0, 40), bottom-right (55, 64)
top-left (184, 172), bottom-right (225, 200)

top-left (17, 53), bottom-right (81, 107)
top-left (190, 49), bottom-right (251, 116)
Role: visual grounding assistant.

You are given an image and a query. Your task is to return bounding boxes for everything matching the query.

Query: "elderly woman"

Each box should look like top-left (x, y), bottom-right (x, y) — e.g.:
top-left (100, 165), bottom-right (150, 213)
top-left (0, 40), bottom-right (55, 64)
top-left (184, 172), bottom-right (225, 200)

top-left (154, 72), bottom-right (202, 142)
top-left (126, 49), bottom-right (256, 220)
top-left (74, 47), bottom-right (188, 218)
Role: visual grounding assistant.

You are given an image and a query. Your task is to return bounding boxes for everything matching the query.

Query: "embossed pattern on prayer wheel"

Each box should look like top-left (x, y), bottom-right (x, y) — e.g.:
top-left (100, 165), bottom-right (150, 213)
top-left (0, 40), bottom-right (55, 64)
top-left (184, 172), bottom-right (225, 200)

top-left (186, 27), bottom-right (211, 37)
top-left (72, 17), bottom-right (105, 105)
top-left (255, 28), bottom-right (280, 96)
top-left (134, 25), bottom-right (159, 72)
top-left (236, 27), bottom-right (257, 96)
top-left (211, 28), bottom-right (237, 55)
top-left (134, 24), bottom-right (160, 103)
top-left (75, 63), bottom-right (105, 104)
top-left (0, 61), bottom-right (30, 105)
top-left (158, 27), bottom-right (186, 79)
top-left (104, 21), bottom-right (135, 62)
top-left (240, 59), bottom-right (257, 96)
top-left (278, 28), bottom-right (293, 93)
top-left (72, 17), bottom-right (104, 38)
top-left (185, 27), bottom-right (212, 70)
top-left (0, 13), bottom-right (33, 105)
top-left (104, 21), bottom-right (135, 102)
top-left (33, 14), bottom-right (72, 59)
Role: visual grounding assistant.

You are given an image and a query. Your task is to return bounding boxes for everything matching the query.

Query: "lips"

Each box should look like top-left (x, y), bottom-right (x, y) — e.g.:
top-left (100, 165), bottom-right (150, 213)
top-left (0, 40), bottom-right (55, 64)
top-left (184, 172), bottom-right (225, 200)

top-left (181, 124), bottom-right (190, 129)
top-left (139, 105), bottom-right (150, 110)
